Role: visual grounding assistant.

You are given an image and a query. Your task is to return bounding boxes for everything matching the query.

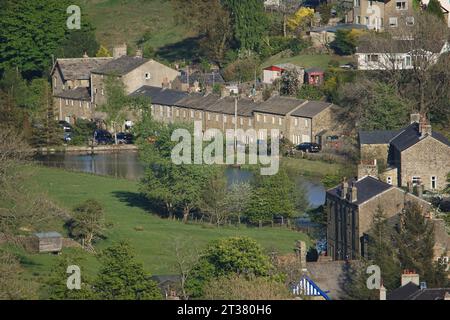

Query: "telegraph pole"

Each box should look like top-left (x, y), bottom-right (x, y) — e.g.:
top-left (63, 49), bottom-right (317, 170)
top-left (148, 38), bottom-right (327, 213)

top-left (234, 95), bottom-right (238, 151)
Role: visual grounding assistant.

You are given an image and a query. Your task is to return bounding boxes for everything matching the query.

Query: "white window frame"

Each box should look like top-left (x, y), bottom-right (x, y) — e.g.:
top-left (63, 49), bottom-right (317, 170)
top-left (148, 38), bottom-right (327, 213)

top-left (145, 72), bottom-right (151, 80)
top-left (431, 176), bottom-right (437, 190)
top-left (389, 17), bottom-right (398, 28)
top-left (387, 176), bottom-right (393, 185)
top-left (412, 176), bottom-right (421, 186)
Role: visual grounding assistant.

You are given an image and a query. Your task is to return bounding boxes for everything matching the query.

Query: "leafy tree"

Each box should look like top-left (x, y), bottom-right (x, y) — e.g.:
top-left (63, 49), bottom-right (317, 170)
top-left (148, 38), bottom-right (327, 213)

top-left (427, 0), bottom-right (445, 21)
top-left (225, 182), bottom-right (253, 225)
top-left (186, 237), bottom-right (272, 298)
top-left (56, 28), bottom-right (100, 58)
top-left (0, 0), bottom-right (95, 78)
top-left (100, 76), bottom-right (130, 143)
top-left (45, 252), bottom-right (96, 300)
top-left (287, 7), bottom-right (314, 34)
top-left (280, 69), bottom-right (303, 96)
top-left (367, 206), bottom-right (401, 290)
top-left (297, 84), bottom-right (324, 100)
top-left (246, 170), bottom-right (300, 226)
top-left (94, 242), bottom-right (162, 300)
top-left (96, 45), bottom-right (112, 58)
top-left (68, 119), bottom-right (97, 146)
top-left (28, 79), bottom-right (62, 147)
top-left (330, 29), bottom-right (360, 55)
top-left (340, 259), bottom-right (379, 300)
top-left (317, 3), bottom-right (332, 25)
top-left (200, 168), bottom-right (228, 226)
top-left (222, 0), bottom-right (268, 51)
top-left (67, 199), bottom-right (106, 248)
top-left (395, 202), bottom-right (447, 288)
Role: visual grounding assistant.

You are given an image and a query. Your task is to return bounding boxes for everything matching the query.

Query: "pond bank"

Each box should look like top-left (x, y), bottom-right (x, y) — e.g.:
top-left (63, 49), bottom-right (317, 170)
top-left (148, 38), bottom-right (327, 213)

top-left (35, 144), bottom-right (138, 155)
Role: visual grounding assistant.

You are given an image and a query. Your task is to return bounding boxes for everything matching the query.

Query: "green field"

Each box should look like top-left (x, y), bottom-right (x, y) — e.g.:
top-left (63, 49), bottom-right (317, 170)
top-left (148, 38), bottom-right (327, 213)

top-left (79, 0), bottom-right (195, 51)
top-left (10, 166), bottom-right (310, 284)
top-left (262, 53), bottom-right (354, 70)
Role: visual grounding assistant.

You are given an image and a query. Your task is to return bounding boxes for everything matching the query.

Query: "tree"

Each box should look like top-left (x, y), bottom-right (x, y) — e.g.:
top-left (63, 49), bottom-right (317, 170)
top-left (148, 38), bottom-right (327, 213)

top-left (67, 199), bottom-right (106, 249)
top-left (367, 206), bottom-right (401, 290)
top-left (45, 252), bottom-right (96, 300)
top-left (339, 79), bottom-right (411, 130)
top-left (0, 0), bottom-right (74, 78)
top-left (100, 76), bottom-right (130, 143)
top-left (96, 45), bottom-right (112, 57)
top-left (222, 0), bottom-right (268, 52)
top-left (225, 182), bottom-right (253, 225)
top-left (56, 28), bottom-right (100, 58)
top-left (317, 3), bottom-right (332, 25)
top-left (426, 0), bottom-right (445, 21)
top-left (200, 168), bottom-right (228, 225)
top-left (203, 275), bottom-right (292, 300)
top-left (94, 242), bottom-right (162, 300)
top-left (330, 29), bottom-right (361, 55)
top-left (395, 202), bottom-right (447, 287)
top-left (287, 7), bottom-right (314, 35)
top-left (297, 84), bottom-right (324, 100)
top-left (245, 170), bottom-right (300, 227)
top-left (186, 237), bottom-right (273, 298)
top-left (0, 250), bottom-right (36, 299)
top-left (172, 238), bottom-right (201, 300)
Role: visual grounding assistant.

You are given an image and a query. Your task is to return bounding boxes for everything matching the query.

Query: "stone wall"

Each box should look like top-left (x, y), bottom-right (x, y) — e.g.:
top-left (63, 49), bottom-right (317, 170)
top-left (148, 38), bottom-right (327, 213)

top-left (54, 97), bottom-right (94, 123)
top-left (400, 136), bottom-right (450, 191)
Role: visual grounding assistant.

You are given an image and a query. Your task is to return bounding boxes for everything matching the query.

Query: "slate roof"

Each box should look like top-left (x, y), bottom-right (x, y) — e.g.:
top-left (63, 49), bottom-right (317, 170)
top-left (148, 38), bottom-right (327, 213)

top-left (92, 56), bottom-right (149, 76)
top-left (53, 87), bottom-right (91, 101)
top-left (175, 93), bottom-right (220, 110)
top-left (390, 122), bottom-right (450, 151)
top-left (206, 97), bottom-right (257, 117)
top-left (291, 101), bottom-right (332, 118)
top-left (54, 58), bottom-right (113, 81)
top-left (359, 129), bottom-right (402, 145)
top-left (387, 282), bottom-right (450, 300)
top-left (130, 86), bottom-right (188, 105)
top-left (327, 176), bottom-right (393, 206)
top-left (34, 232), bottom-right (62, 239)
top-left (254, 96), bottom-right (306, 116)
top-left (178, 70), bottom-right (225, 86)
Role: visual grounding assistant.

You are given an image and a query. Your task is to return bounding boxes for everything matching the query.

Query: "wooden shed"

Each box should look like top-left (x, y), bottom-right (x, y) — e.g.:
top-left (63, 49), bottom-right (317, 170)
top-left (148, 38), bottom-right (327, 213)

top-left (33, 232), bottom-right (63, 253)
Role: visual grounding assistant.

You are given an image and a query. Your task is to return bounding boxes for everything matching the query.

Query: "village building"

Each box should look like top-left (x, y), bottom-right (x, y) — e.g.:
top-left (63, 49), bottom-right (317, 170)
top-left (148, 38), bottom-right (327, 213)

top-left (346, 0), bottom-right (416, 31)
top-left (51, 57), bottom-right (113, 123)
top-left (359, 114), bottom-right (450, 191)
top-left (262, 63), bottom-right (305, 85)
top-left (326, 175), bottom-right (433, 261)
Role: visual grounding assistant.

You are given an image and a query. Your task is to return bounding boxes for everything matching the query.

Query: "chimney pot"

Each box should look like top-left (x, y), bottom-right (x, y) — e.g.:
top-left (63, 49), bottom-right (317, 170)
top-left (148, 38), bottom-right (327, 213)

top-left (410, 113), bottom-right (420, 124)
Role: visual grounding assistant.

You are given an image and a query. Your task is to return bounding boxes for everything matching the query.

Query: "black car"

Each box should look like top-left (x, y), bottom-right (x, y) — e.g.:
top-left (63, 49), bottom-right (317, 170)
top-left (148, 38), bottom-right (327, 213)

top-left (297, 142), bottom-right (321, 153)
top-left (116, 132), bottom-right (134, 144)
top-left (93, 130), bottom-right (113, 145)
top-left (58, 120), bottom-right (72, 132)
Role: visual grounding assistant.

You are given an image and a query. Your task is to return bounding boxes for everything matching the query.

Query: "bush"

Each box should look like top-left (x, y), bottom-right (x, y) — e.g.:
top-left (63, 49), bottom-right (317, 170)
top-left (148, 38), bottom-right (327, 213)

top-left (69, 119), bottom-right (97, 146)
top-left (223, 56), bottom-right (260, 82)
top-left (297, 84), bottom-right (324, 100)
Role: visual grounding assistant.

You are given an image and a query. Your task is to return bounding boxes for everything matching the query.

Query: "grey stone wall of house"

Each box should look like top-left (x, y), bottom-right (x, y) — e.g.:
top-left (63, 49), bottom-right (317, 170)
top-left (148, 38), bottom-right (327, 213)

top-left (384, 0), bottom-right (415, 29)
top-left (91, 73), bottom-right (107, 106)
top-left (327, 184), bottom-right (431, 261)
top-left (54, 97), bottom-right (94, 123)
top-left (400, 137), bottom-right (450, 191)
top-left (287, 116), bottom-right (312, 144)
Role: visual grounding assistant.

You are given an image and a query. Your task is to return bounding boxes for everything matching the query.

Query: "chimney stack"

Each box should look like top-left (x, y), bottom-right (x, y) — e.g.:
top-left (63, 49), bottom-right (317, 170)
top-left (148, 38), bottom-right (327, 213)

top-left (113, 43), bottom-right (127, 58)
top-left (348, 182), bottom-right (358, 203)
top-left (410, 113), bottom-right (420, 124)
top-left (419, 114), bottom-right (432, 138)
top-left (135, 49), bottom-right (143, 59)
top-left (401, 270), bottom-right (420, 287)
top-left (341, 178), bottom-right (349, 199)
top-left (82, 51), bottom-right (89, 58)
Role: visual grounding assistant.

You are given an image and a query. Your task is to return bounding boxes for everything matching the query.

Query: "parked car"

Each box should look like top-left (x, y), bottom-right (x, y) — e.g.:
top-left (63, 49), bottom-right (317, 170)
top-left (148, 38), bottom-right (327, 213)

top-left (116, 132), bottom-right (134, 144)
top-left (296, 142), bottom-right (321, 153)
top-left (58, 121), bottom-right (72, 132)
top-left (63, 132), bottom-right (72, 143)
top-left (339, 63), bottom-right (356, 70)
top-left (93, 130), bottom-right (113, 145)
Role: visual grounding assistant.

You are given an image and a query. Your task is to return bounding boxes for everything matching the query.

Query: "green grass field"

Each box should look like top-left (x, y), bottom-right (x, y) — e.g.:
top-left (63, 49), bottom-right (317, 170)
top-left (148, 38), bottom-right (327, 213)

top-left (10, 166), bottom-right (311, 284)
top-left (79, 0), bottom-right (195, 50)
top-left (262, 53), bottom-right (354, 70)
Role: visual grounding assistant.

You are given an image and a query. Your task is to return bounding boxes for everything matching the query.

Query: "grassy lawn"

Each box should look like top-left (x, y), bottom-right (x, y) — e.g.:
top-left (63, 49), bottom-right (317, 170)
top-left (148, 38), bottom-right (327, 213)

top-left (12, 166), bottom-right (310, 282)
top-left (281, 157), bottom-right (345, 178)
top-left (262, 53), bottom-right (354, 70)
top-left (79, 0), bottom-right (196, 50)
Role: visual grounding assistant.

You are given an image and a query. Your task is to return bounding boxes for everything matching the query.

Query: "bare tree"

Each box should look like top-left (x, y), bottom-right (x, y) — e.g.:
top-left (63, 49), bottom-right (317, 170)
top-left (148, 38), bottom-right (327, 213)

top-left (172, 238), bottom-right (201, 300)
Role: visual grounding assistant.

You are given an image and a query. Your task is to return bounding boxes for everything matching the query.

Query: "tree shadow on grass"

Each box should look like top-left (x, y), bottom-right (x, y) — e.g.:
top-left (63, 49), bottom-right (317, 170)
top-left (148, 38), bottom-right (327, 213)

top-left (156, 36), bottom-right (204, 62)
top-left (112, 191), bottom-right (164, 217)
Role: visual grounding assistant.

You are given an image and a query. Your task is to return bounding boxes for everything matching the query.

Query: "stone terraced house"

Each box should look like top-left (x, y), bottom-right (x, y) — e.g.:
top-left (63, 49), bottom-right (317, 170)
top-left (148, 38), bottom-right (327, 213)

top-left (359, 114), bottom-right (450, 191)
